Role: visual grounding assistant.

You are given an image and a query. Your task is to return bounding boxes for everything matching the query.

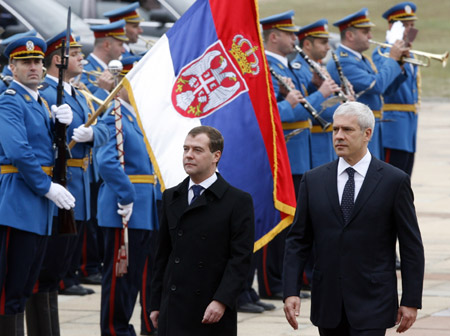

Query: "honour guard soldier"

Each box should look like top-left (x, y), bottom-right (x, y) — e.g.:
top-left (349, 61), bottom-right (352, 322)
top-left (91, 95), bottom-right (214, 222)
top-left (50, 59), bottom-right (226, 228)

top-left (0, 30), bottom-right (37, 94)
top-left (96, 56), bottom-right (159, 336)
top-left (82, 20), bottom-right (128, 102)
top-left (293, 19), bottom-right (342, 168)
top-left (79, 19), bottom-right (129, 286)
top-left (258, 10), bottom-right (311, 303)
top-left (373, 2), bottom-right (419, 176)
top-left (327, 8), bottom-right (408, 159)
top-left (23, 30), bottom-right (109, 336)
top-left (0, 36), bottom-right (75, 335)
top-left (104, 1), bottom-right (144, 58)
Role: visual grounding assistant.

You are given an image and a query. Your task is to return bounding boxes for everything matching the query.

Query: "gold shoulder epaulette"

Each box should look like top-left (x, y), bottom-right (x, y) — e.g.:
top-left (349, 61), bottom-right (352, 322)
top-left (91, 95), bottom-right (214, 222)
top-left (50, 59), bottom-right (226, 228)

top-left (340, 51), bottom-right (348, 57)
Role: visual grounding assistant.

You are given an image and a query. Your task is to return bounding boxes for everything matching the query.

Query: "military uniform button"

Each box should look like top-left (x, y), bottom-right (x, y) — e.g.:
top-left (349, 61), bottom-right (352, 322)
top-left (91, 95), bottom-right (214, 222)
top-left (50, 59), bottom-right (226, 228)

top-left (198, 261), bottom-right (204, 268)
top-left (174, 257), bottom-right (180, 264)
top-left (195, 289), bottom-right (201, 295)
top-left (171, 285), bottom-right (177, 291)
top-left (177, 229), bottom-right (183, 236)
top-left (201, 234), bottom-right (207, 240)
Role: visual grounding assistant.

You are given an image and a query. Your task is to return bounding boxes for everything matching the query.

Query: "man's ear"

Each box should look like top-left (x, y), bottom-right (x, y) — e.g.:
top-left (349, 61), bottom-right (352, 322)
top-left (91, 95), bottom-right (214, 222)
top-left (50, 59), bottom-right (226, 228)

top-left (213, 150), bottom-right (222, 164)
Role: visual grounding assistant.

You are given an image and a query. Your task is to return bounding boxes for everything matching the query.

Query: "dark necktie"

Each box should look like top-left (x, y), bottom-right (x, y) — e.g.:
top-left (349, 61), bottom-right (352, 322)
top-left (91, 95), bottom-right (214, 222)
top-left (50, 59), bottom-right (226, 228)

top-left (190, 185), bottom-right (204, 204)
top-left (341, 167), bottom-right (355, 223)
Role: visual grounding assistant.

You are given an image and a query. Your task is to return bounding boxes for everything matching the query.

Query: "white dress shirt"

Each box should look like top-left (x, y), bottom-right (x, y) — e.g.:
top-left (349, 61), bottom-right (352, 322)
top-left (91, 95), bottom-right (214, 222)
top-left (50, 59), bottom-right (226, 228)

top-left (337, 151), bottom-right (372, 204)
top-left (188, 172), bottom-right (217, 204)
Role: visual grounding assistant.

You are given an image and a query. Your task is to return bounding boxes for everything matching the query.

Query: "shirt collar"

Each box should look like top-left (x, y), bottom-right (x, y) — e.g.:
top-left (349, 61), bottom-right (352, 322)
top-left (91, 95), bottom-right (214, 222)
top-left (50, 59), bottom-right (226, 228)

top-left (189, 172), bottom-right (218, 191)
top-left (338, 150), bottom-right (372, 177)
top-left (265, 50), bottom-right (289, 68)
top-left (13, 80), bottom-right (39, 101)
top-left (90, 53), bottom-right (108, 70)
top-left (46, 75), bottom-right (72, 96)
top-left (340, 43), bottom-right (363, 60)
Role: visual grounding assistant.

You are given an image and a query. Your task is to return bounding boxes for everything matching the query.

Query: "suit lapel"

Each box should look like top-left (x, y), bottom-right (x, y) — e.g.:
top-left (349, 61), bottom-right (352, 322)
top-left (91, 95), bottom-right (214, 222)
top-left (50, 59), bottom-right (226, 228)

top-left (346, 157), bottom-right (383, 226)
top-left (325, 160), bottom-right (343, 222)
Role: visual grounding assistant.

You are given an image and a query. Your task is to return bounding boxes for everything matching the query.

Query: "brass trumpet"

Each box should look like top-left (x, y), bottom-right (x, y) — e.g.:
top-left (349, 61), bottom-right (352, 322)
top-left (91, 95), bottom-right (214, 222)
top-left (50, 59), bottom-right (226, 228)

top-left (82, 60), bottom-right (124, 86)
top-left (82, 69), bottom-right (104, 85)
top-left (369, 40), bottom-right (449, 67)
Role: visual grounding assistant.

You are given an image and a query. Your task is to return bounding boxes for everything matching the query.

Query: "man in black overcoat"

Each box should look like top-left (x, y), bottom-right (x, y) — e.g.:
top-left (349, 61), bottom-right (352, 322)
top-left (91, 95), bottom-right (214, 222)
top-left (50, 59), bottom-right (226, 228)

top-left (150, 126), bottom-right (255, 336)
top-left (283, 102), bottom-right (425, 335)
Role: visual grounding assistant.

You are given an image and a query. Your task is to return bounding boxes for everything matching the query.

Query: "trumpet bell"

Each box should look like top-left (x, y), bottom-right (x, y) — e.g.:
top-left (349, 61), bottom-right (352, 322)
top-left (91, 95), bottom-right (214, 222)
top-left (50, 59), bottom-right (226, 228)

top-left (370, 39), bottom-right (449, 68)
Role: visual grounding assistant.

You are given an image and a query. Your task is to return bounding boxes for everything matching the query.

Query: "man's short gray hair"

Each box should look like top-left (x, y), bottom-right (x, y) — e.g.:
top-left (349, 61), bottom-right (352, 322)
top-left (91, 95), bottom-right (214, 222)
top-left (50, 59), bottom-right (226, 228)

top-left (333, 102), bottom-right (375, 131)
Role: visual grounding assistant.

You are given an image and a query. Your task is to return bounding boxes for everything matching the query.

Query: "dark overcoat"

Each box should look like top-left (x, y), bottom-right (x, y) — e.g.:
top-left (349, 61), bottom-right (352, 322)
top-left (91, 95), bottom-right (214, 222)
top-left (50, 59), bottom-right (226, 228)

top-left (284, 157), bottom-right (425, 330)
top-left (150, 174), bottom-right (254, 336)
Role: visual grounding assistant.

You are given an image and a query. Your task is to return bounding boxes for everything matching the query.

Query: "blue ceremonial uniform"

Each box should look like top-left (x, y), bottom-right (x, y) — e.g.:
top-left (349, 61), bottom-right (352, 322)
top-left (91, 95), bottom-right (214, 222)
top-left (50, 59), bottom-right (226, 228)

top-left (40, 78), bottom-right (109, 221)
top-left (373, 47), bottom-right (418, 153)
top-left (291, 55), bottom-right (336, 167)
top-left (81, 54), bottom-right (110, 102)
top-left (0, 82), bottom-right (54, 315)
top-left (0, 83), bottom-right (55, 234)
top-left (96, 101), bottom-right (158, 335)
top-left (0, 66), bottom-right (13, 94)
top-left (97, 103), bottom-right (158, 231)
top-left (327, 45), bottom-right (406, 159)
top-left (266, 54), bottom-right (312, 175)
top-left (373, 1), bottom-right (419, 175)
top-left (327, 8), bottom-right (407, 159)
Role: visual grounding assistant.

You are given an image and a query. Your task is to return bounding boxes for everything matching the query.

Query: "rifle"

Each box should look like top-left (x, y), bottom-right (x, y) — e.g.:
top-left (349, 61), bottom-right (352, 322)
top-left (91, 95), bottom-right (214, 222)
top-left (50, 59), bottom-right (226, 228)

top-left (53, 7), bottom-right (77, 235)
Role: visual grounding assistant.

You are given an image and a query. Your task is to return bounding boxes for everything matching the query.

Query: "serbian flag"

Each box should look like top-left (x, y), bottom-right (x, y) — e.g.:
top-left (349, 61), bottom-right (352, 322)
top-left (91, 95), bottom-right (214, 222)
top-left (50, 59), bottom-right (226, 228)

top-left (123, 0), bottom-right (296, 250)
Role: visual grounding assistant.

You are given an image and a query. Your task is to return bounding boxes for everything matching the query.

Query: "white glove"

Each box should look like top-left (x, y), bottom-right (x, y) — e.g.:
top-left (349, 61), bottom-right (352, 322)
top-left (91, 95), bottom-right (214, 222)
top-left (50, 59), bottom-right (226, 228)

top-left (45, 182), bottom-right (76, 210)
top-left (72, 124), bottom-right (94, 143)
top-left (51, 104), bottom-right (73, 125)
top-left (117, 202), bottom-right (133, 222)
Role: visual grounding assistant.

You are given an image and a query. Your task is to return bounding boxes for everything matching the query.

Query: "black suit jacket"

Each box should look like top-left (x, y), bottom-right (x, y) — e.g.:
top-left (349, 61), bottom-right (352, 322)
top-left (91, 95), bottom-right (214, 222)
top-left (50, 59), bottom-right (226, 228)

top-left (283, 157), bottom-right (424, 330)
top-left (150, 174), bottom-right (255, 336)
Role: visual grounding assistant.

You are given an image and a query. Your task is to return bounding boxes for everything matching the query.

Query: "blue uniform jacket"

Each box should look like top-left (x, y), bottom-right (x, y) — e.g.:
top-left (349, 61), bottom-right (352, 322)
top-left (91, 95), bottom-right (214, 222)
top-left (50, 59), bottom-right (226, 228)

top-left (266, 53), bottom-right (312, 175)
top-left (373, 46), bottom-right (419, 153)
top-left (96, 103), bottom-right (158, 230)
top-left (81, 54), bottom-right (110, 102)
top-left (291, 54), bottom-right (337, 168)
top-left (0, 66), bottom-right (13, 94)
top-left (39, 77), bottom-right (109, 221)
top-left (327, 45), bottom-right (406, 159)
top-left (0, 82), bottom-right (55, 235)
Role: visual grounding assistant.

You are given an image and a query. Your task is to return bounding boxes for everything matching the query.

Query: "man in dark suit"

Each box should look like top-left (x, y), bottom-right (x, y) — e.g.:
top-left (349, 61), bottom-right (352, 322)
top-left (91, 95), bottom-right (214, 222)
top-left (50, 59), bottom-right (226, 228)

top-left (150, 126), bottom-right (255, 336)
top-left (283, 102), bottom-right (424, 335)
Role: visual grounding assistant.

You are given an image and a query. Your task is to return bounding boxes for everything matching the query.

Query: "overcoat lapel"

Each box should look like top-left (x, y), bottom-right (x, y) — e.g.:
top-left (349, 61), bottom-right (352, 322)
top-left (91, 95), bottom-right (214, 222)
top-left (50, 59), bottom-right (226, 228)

top-left (346, 157), bottom-right (383, 226)
top-left (169, 174), bottom-right (229, 220)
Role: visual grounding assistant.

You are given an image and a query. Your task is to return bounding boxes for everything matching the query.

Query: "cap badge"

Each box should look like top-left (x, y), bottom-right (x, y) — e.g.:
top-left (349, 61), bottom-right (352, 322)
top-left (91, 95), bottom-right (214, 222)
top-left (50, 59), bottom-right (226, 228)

top-left (26, 40), bottom-right (35, 51)
top-left (405, 5), bottom-right (412, 14)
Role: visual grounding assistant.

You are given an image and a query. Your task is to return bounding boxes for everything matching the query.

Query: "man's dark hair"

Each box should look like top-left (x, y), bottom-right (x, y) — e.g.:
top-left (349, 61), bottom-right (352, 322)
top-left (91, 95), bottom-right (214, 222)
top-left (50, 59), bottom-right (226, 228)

top-left (188, 125), bottom-right (224, 153)
top-left (44, 49), bottom-right (60, 69)
top-left (299, 36), bottom-right (314, 48)
top-left (340, 26), bottom-right (357, 41)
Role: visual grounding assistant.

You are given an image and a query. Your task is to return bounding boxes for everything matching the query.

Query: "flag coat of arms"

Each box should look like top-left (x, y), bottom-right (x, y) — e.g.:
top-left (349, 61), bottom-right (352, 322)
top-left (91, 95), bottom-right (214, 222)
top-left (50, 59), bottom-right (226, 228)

top-left (123, 0), bottom-right (296, 250)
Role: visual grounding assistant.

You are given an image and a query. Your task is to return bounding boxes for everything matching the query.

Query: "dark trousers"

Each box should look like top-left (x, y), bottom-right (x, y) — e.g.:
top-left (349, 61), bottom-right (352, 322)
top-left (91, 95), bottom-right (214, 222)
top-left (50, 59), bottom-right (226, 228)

top-left (318, 305), bottom-right (386, 336)
top-left (101, 227), bottom-right (152, 336)
top-left (0, 226), bottom-right (47, 314)
top-left (139, 230), bottom-right (158, 335)
top-left (384, 148), bottom-right (415, 176)
top-left (39, 219), bottom-right (84, 292)
top-left (79, 181), bottom-right (103, 278)
top-left (257, 174), bottom-right (308, 297)
top-left (238, 255), bottom-right (258, 305)
top-left (58, 220), bottom-right (86, 289)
